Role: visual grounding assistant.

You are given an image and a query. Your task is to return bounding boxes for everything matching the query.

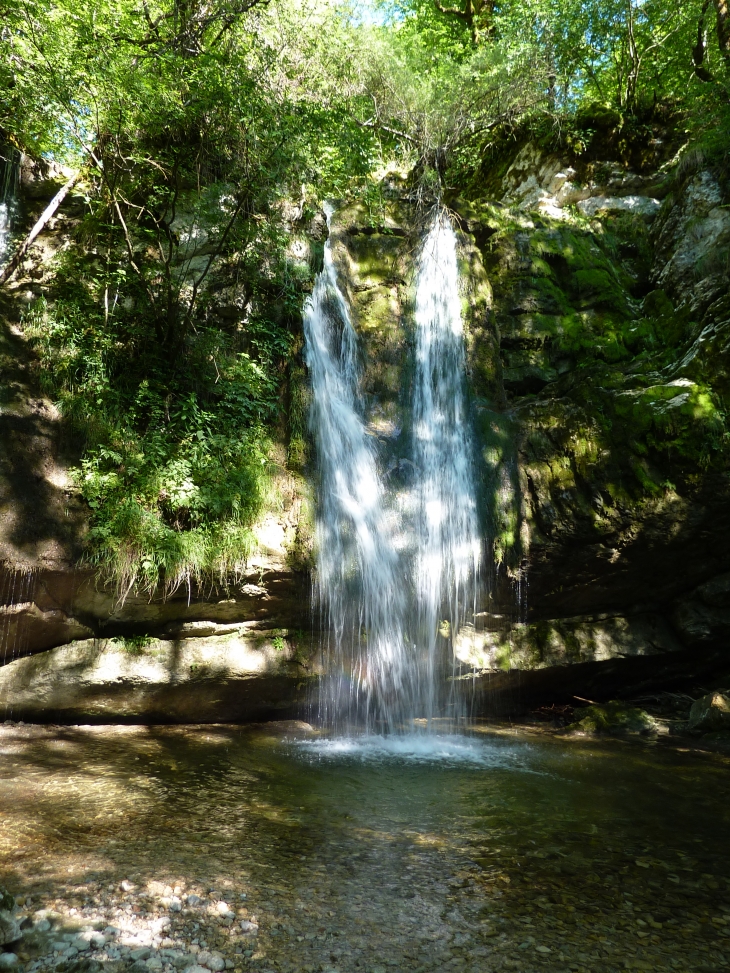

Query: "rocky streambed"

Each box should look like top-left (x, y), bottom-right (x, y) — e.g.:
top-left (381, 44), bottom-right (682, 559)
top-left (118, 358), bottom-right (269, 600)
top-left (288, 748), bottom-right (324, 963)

top-left (0, 723), bottom-right (729, 973)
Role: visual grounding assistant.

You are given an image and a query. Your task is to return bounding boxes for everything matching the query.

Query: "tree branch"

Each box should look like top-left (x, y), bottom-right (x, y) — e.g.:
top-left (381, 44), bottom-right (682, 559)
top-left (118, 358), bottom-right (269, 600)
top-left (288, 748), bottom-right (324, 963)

top-left (355, 116), bottom-right (418, 145)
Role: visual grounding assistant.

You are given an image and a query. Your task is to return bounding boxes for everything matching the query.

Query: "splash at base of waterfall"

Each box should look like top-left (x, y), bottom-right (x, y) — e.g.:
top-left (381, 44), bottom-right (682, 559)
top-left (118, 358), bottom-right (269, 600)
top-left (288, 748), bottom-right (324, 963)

top-left (293, 732), bottom-right (534, 768)
top-left (304, 206), bottom-right (481, 734)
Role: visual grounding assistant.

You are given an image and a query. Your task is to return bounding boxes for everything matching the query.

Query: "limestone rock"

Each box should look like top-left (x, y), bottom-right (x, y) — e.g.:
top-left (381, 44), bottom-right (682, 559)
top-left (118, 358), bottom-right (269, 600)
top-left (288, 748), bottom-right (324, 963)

top-left (0, 601), bottom-right (93, 656)
top-left (695, 572), bottom-right (730, 608)
top-left (671, 599), bottom-right (730, 646)
top-left (577, 195), bottom-right (660, 218)
top-left (652, 170), bottom-right (730, 300)
top-left (0, 636), bottom-right (316, 723)
top-left (19, 156), bottom-right (74, 200)
top-left (498, 142), bottom-right (664, 218)
top-left (455, 612), bottom-right (683, 671)
top-left (688, 692), bottom-right (730, 732)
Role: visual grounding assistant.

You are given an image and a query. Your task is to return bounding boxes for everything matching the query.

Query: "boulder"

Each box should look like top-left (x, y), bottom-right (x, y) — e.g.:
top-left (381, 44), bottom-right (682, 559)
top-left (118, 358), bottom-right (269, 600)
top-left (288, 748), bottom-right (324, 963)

top-left (688, 692), bottom-right (730, 732)
top-left (19, 156), bottom-right (74, 200)
top-left (569, 700), bottom-right (659, 735)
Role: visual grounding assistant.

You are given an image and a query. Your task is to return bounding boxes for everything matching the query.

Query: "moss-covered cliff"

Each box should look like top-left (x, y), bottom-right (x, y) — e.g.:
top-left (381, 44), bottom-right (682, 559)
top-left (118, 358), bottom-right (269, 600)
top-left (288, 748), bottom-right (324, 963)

top-left (2, 126), bottom-right (730, 719)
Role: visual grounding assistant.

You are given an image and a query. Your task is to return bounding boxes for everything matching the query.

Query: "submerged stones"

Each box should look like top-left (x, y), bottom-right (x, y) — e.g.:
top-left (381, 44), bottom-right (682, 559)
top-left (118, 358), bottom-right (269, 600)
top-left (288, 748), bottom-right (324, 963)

top-left (2, 724), bottom-right (730, 973)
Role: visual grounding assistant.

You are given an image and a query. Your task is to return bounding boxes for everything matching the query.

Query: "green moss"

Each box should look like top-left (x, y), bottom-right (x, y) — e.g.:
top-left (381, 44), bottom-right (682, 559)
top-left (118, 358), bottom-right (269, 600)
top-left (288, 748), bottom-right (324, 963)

top-left (569, 700), bottom-right (658, 735)
top-left (477, 409), bottom-right (522, 566)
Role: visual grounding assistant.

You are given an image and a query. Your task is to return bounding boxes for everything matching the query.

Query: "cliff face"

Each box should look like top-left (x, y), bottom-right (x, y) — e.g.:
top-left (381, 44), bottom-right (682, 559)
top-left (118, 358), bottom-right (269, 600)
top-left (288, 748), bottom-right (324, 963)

top-left (0, 159), bottom-right (315, 720)
top-left (1, 136), bottom-right (729, 720)
top-left (325, 144), bottom-right (730, 700)
top-left (462, 145), bottom-right (730, 683)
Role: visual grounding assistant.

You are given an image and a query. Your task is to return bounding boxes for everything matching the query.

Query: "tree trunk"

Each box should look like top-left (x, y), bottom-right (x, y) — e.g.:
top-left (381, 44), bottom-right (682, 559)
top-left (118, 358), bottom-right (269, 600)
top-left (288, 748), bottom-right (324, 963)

top-left (715, 0), bottom-right (730, 61)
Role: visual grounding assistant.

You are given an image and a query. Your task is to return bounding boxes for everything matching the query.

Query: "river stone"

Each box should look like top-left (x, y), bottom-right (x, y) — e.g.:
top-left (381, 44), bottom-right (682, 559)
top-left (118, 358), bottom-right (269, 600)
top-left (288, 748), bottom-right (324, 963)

top-left (197, 951), bottom-right (225, 971)
top-left (171, 955), bottom-right (196, 970)
top-left (0, 911), bottom-right (20, 946)
top-left (0, 955), bottom-right (18, 970)
top-left (688, 692), bottom-right (730, 732)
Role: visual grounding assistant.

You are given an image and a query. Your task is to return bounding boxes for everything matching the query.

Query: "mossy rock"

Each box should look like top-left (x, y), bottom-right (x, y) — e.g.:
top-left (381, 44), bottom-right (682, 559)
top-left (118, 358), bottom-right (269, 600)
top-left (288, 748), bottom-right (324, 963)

top-left (568, 700), bottom-right (659, 735)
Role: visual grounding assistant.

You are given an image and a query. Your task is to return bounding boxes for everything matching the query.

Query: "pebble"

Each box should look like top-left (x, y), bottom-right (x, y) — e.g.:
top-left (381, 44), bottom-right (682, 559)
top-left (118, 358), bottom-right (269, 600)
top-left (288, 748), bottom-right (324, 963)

top-left (0, 956), bottom-right (17, 970)
top-left (197, 950), bottom-right (225, 971)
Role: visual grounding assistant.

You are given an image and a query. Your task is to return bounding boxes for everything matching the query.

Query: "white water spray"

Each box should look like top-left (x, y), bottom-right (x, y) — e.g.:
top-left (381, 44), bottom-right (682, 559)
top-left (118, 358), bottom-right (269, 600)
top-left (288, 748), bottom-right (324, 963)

top-left (305, 207), bottom-right (481, 733)
top-left (304, 208), bottom-right (408, 731)
top-left (412, 214), bottom-right (481, 720)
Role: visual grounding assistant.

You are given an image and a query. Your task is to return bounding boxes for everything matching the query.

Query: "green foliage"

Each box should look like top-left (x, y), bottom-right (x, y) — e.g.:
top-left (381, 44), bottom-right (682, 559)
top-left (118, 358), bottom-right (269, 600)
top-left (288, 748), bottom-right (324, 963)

top-left (20, 217), bottom-right (300, 594)
top-left (0, 886), bottom-right (15, 912)
top-left (117, 635), bottom-right (154, 656)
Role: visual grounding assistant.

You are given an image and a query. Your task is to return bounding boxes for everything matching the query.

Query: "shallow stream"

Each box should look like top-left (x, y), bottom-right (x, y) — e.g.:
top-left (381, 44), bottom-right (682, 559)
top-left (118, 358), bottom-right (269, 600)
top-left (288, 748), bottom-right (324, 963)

top-left (1, 724), bottom-right (729, 973)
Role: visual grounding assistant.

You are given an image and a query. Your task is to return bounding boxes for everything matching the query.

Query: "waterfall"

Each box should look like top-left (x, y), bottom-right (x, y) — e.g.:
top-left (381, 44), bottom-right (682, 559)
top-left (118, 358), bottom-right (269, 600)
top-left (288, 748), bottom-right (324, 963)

top-left (305, 207), bottom-right (480, 734)
top-left (0, 149), bottom-right (20, 270)
top-left (412, 214), bottom-right (481, 722)
top-left (304, 207), bottom-right (408, 732)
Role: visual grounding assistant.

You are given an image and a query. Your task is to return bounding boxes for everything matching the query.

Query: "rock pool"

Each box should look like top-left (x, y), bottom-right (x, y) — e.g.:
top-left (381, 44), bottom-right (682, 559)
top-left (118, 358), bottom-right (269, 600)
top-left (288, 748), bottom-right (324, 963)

top-left (0, 723), bottom-right (728, 973)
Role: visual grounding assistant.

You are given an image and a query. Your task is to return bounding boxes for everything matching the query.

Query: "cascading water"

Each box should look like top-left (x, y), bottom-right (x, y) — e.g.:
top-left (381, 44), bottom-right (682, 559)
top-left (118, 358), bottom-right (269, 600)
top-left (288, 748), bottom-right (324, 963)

top-left (411, 214), bottom-right (481, 722)
top-left (305, 206), bottom-right (481, 735)
top-left (304, 206), bottom-right (408, 732)
top-left (0, 149), bottom-right (20, 271)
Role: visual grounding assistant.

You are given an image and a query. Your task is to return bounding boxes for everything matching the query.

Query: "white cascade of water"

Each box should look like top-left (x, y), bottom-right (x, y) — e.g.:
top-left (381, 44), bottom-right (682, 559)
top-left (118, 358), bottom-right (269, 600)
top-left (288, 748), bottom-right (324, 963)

top-left (412, 214), bottom-right (481, 722)
top-left (305, 207), bottom-right (480, 734)
top-left (304, 209), bottom-right (408, 732)
top-left (0, 150), bottom-right (20, 270)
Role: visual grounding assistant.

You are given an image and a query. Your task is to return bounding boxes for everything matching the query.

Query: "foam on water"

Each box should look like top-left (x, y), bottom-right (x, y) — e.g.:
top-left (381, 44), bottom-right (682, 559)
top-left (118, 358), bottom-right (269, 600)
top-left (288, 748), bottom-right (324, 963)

top-left (293, 733), bottom-right (533, 769)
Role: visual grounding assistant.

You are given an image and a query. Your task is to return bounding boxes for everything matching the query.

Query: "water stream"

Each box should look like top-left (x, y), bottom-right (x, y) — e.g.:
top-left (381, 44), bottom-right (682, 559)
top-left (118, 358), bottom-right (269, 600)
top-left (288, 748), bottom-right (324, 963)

top-left (304, 208), bottom-right (480, 735)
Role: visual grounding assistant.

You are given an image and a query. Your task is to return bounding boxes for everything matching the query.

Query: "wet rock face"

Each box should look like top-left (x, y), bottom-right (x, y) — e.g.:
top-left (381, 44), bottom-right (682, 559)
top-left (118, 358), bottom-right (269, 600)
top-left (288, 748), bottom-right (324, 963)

top-left (454, 147), bottom-right (730, 661)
